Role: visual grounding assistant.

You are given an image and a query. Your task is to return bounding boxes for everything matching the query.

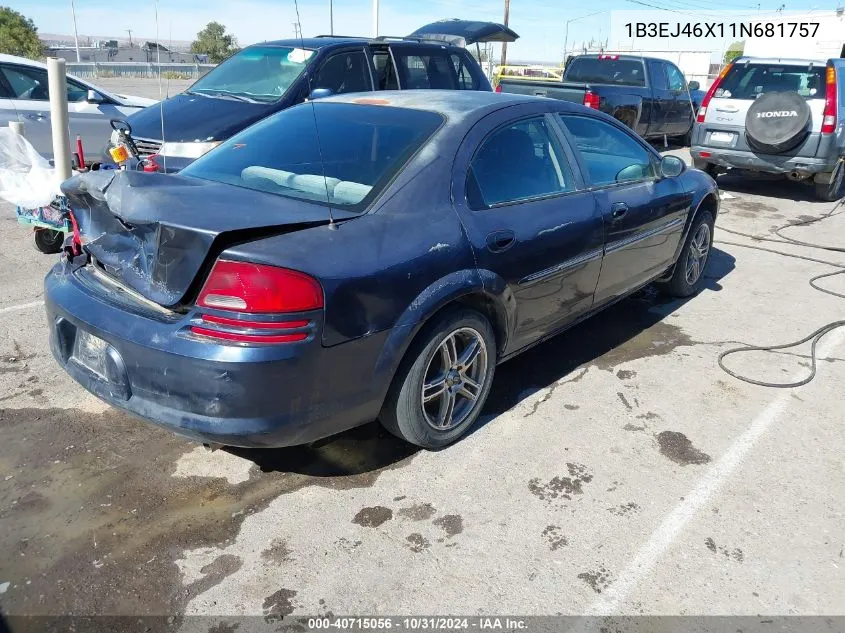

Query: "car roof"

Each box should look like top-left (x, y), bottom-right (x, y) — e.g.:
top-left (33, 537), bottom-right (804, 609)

top-left (253, 36), bottom-right (466, 51)
top-left (317, 89), bottom-right (588, 119)
top-left (732, 56), bottom-right (829, 65)
top-left (0, 53), bottom-right (51, 69)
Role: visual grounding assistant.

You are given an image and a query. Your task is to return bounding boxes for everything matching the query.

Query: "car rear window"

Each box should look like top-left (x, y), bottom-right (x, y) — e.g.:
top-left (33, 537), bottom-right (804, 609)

top-left (564, 57), bottom-right (646, 87)
top-left (716, 64), bottom-right (826, 100)
top-left (181, 102), bottom-right (444, 212)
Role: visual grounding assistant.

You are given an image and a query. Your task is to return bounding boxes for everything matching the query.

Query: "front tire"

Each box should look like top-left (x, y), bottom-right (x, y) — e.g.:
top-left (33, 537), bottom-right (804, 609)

top-left (657, 211), bottom-right (714, 298)
top-left (34, 229), bottom-right (64, 254)
top-left (380, 309), bottom-right (496, 449)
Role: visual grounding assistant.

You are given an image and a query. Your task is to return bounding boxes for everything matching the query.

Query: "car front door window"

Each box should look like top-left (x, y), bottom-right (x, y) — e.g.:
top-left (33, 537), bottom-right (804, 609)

top-left (666, 64), bottom-right (685, 91)
top-left (468, 117), bottom-right (575, 209)
top-left (313, 51), bottom-right (371, 95)
top-left (558, 115), bottom-right (655, 187)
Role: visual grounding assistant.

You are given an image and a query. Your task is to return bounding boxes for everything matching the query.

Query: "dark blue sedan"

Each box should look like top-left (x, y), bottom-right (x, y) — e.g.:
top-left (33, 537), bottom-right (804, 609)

top-left (47, 91), bottom-right (718, 449)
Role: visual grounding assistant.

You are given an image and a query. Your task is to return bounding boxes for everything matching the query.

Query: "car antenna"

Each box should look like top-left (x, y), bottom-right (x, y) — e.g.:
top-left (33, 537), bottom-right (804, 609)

top-left (155, 0), bottom-right (167, 173)
top-left (294, 0), bottom-right (337, 230)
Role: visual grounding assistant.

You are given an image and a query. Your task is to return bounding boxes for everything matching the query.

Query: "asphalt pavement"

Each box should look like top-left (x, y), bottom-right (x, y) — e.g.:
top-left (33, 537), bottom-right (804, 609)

top-left (1, 84), bottom-right (844, 630)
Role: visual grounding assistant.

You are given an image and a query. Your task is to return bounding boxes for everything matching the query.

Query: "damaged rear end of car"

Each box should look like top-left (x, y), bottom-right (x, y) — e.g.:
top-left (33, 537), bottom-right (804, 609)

top-left (44, 99), bottom-right (446, 447)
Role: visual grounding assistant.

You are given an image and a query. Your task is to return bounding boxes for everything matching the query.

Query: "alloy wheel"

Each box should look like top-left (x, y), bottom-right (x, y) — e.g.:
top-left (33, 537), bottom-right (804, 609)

top-left (685, 222), bottom-right (711, 286)
top-left (421, 327), bottom-right (488, 431)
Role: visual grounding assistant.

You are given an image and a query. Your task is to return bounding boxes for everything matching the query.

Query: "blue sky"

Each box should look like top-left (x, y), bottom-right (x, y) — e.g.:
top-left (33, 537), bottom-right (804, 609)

top-left (19, 0), bottom-right (834, 62)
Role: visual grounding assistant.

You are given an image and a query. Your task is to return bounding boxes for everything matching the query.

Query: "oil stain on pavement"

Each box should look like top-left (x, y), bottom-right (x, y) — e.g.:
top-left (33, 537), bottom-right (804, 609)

top-left (0, 406), bottom-right (417, 622)
top-left (528, 463), bottom-right (594, 502)
top-left (656, 431), bottom-right (712, 465)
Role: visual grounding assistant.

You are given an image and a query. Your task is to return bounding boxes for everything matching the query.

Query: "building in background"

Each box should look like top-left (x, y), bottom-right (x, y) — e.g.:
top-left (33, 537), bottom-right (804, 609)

top-left (743, 9), bottom-right (845, 60)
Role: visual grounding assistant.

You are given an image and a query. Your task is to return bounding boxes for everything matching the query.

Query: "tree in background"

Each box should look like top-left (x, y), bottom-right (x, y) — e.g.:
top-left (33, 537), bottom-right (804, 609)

top-left (0, 7), bottom-right (43, 59)
top-left (723, 41), bottom-right (745, 64)
top-left (191, 22), bottom-right (239, 64)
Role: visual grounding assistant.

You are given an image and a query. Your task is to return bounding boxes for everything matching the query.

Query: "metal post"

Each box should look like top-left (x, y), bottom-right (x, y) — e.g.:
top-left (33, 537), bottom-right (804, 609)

top-left (372, 0), bottom-right (379, 37)
top-left (47, 58), bottom-right (72, 180)
top-left (500, 0), bottom-right (511, 69)
top-left (70, 0), bottom-right (81, 62)
top-left (329, 0), bottom-right (334, 35)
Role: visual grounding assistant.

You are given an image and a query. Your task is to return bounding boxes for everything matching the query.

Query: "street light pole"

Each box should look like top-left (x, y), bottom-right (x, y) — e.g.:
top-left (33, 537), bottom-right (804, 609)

top-left (329, 0), bottom-right (333, 35)
top-left (563, 10), bottom-right (604, 64)
top-left (70, 0), bottom-right (81, 62)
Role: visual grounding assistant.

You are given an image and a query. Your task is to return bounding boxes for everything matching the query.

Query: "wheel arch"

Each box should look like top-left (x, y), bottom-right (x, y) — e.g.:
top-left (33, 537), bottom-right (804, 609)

top-left (371, 269), bottom-right (513, 405)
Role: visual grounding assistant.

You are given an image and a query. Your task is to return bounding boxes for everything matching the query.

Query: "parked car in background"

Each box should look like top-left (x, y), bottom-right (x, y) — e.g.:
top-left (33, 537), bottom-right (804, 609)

top-left (691, 57), bottom-right (844, 201)
top-left (497, 54), bottom-right (699, 144)
top-left (112, 20), bottom-right (514, 172)
top-left (0, 54), bottom-right (156, 161)
top-left (49, 91), bottom-right (718, 451)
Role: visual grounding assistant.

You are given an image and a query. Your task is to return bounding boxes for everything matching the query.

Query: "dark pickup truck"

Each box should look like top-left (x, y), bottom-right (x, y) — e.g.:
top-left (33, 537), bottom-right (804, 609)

top-left (498, 54), bottom-right (700, 142)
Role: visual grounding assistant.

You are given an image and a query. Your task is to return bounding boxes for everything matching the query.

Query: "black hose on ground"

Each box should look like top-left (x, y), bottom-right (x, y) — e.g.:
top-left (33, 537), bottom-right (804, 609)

top-left (714, 196), bottom-right (845, 387)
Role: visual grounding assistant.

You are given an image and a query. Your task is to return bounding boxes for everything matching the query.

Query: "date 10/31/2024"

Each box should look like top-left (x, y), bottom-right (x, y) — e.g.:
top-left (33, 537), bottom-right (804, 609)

top-left (624, 21), bottom-right (820, 39)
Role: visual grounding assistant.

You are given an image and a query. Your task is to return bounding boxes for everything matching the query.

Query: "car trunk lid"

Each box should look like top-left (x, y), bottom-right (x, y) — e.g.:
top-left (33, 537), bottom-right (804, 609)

top-left (60, 170), bottom-right (344, 309)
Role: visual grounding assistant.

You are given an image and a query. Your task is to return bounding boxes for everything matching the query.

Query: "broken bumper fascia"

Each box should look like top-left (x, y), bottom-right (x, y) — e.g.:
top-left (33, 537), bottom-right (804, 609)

top-left (43, 264), bottom-right (385, 448)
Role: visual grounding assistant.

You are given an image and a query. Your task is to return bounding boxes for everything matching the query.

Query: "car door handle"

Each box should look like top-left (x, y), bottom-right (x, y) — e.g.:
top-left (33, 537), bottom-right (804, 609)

top-left (611, 203), bottom-right (629, 220)
top-left (486, 230), bottom-right (516, 253)
top-left (24, 113), bottom-right (48, 121)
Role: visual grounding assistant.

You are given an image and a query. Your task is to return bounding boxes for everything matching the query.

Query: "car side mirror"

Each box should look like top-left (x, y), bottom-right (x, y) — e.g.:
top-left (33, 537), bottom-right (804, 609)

top-left (86, 89), bottom-right (104, 104)
top-left (688, 80), bottom-right (700, 91)
top-left (661, 155), bottom-right (686, 178)
top-left (308, 88), bottom-right (333, 101)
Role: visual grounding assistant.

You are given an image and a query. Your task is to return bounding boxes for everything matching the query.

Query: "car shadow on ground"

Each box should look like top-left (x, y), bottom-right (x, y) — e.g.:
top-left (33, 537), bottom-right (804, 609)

top-left (477, 246), bottom-right (735, 425)
top-left (715, 171), bottom-right (820, 203)
top-left (228, 248), bottom-right (735, 473)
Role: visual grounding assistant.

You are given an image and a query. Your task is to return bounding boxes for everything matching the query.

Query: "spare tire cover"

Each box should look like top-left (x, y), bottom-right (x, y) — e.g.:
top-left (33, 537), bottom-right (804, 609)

top-left (745, 91), bottom-right (811, 154)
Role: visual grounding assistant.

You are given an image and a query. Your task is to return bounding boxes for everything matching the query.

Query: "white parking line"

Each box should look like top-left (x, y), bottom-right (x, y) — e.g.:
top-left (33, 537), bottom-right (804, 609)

top-left (587, 325), bottom-right (845, 615)
top-left (0, 300), bottom-right (44, 315)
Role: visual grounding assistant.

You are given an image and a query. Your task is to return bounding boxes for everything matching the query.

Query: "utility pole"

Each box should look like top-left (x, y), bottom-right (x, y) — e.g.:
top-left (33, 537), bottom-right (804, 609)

top-left (293, 22), bottom-right (301, 38)
top-left (126, 29), bottom-right (133, 47)
top-left (499, 0), bottom-right (510, 70)
top-left (70, 0), bottom-right (81, 62)
top-left (329, 0), bottom-right (334, 35)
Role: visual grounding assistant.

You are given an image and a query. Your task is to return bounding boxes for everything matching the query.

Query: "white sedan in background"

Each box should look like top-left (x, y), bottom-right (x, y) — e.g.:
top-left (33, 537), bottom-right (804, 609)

top-left (0, 53), bottom-right (156, 161)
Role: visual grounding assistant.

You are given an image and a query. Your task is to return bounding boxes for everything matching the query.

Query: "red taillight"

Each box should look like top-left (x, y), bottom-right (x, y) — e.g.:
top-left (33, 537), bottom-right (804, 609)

top-left (598, 54), bottom-right (619, 60)
top-left (583, 90), bottom-right (600, 109)
top-left (190, 325), bottom-right (307, 344)
top-left (821, 65), bottom-right (837, 134)
top-left (700, 151), bottom-right (712, 158)
top-left (495, 84), bottom-right (503, 93)
top-left (697, 63), bottom-right (733, 123)
top-left (197, 259), bottom-right (323, 313)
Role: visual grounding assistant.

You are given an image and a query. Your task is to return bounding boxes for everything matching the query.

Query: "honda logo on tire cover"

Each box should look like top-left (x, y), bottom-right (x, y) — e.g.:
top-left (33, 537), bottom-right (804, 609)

top-left (756, 110), bottom-right (799, 118)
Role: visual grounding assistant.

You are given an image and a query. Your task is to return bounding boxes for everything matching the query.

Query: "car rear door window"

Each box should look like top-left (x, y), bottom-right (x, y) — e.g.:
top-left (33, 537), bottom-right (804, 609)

top-left (717, 64), bottom-right (826, 100)
top-left (647, 60), bottom-right (668, 91)
top-left (451, 53), bottom-right (480, 90)
top-left (392, 50), bottom-right (459, 89)
top-left (371, 50), bottom-right (399, 90)
top-left (559, 115), bottom-right (655, 187)
top-left (467, 117), bottom-right (575, 209)
top-left (312, 50), bottom-right (371, 95)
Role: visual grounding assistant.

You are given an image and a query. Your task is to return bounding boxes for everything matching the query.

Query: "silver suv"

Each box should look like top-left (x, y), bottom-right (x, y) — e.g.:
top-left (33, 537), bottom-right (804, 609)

top-left (691, 57), bottom-right (844, 201)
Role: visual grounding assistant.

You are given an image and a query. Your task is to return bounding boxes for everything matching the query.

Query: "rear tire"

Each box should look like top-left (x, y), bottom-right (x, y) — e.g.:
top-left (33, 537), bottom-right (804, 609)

top-left (34, 229), bottom-right (64, 254)
top-left (657, 210), bottom-right (714, 298)
top-left (380, 308), bottom-right (496, 449)
top-left (692, 158), bottom-right (718, 179)
top-left (814, 165), bottom-right (844, 202)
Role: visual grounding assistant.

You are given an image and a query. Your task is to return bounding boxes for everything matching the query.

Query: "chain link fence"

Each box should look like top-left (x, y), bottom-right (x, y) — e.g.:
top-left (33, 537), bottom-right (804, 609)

top-left (66, 62), bottom-right (216, 80)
